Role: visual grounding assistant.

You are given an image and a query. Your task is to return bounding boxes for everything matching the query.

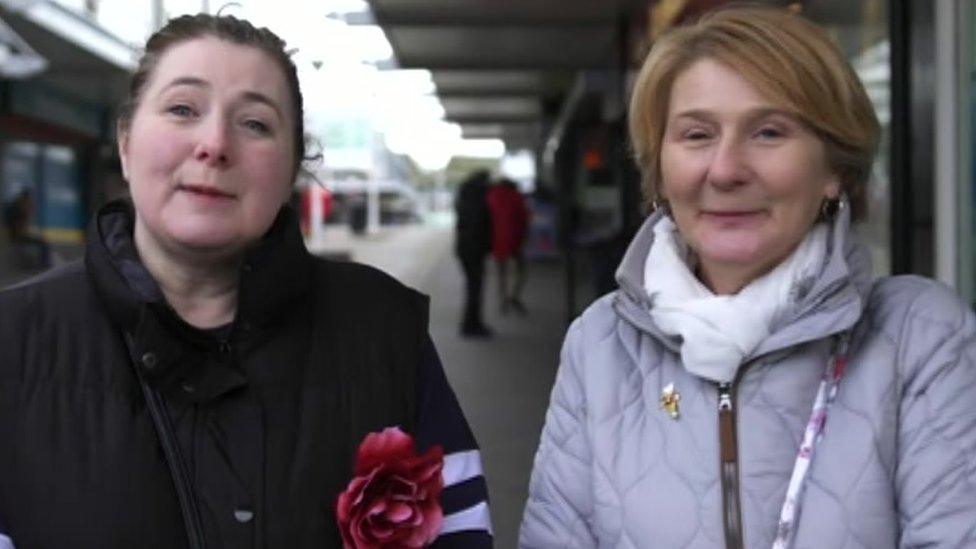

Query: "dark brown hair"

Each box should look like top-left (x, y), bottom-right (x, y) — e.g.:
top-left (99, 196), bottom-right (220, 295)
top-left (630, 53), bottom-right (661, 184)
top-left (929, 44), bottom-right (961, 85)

top-left (117, 13), bottom-right (308, 180)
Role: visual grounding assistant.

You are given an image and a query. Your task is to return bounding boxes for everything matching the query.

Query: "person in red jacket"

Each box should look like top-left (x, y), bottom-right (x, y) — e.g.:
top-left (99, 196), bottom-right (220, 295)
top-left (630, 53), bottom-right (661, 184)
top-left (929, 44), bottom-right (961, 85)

top-left (487, 178), bottom-right (529, 315)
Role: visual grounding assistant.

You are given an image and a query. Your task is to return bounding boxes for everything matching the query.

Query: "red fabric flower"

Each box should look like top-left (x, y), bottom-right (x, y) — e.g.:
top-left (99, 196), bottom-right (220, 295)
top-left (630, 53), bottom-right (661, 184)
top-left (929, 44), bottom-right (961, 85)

top-left (336, 427), bottom-right (445, 548)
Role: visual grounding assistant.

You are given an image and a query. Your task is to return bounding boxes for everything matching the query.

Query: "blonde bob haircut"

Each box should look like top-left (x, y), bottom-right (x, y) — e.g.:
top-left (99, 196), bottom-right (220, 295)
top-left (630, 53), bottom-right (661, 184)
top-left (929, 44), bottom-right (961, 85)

top-left (628, 5), bottom-right (881, 220)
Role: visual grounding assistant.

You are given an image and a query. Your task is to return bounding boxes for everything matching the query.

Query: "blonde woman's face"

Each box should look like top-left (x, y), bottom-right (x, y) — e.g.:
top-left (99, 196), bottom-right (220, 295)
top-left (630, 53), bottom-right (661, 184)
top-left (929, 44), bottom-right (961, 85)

top-left (659, 59), bottom-right (840, 290)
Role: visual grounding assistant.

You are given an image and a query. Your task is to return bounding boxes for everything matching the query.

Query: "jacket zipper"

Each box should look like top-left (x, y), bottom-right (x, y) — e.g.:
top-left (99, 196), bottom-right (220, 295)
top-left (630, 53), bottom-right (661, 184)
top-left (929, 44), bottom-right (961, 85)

top-left (718, 382), bottom-right (744, 549)
top-left (124, 334), bottom-right (207, 549)
top-left (140, 383), bottom-right (207, 549)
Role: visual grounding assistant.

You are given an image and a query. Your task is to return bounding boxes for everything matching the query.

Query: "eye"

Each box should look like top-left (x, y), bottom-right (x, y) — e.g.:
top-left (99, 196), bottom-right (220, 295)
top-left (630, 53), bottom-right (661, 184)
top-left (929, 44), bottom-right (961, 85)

top-left (242, 119), bottom-right (271, 135)
top-left (683, 129), bottom-right (711, 141)
top-left (754, 126), bottom-right (785, 140)
top-left (166, 104), bottom-right (196, 118)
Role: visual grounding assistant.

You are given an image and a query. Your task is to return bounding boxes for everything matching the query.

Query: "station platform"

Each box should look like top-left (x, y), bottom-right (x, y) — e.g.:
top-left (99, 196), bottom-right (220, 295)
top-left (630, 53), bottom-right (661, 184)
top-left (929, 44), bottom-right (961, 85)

top-left (308, 221), bottom-right (566, 548)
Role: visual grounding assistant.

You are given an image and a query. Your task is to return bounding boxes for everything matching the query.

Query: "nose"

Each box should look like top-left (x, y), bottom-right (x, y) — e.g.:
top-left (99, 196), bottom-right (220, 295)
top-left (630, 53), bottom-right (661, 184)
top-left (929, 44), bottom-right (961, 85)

top-left (193, 116), bottom-right (231, 167)
top-left (705, 135), bottom-right (749, 190)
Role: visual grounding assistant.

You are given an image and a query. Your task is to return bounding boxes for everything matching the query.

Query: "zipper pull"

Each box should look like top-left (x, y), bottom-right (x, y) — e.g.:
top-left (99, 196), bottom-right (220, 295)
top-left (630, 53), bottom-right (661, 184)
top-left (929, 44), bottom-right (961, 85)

top-left (718, 382), bottom-right (733, 411)
top-left (718, 382), bottom-right (736, 463)
top-left (717, 381), bottom-right (743, 547)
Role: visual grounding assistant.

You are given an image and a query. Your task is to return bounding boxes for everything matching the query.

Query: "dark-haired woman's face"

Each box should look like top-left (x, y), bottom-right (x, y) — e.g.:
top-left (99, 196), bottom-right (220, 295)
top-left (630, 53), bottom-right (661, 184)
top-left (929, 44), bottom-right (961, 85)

top-left (118, 36), bottom-right (296, 256)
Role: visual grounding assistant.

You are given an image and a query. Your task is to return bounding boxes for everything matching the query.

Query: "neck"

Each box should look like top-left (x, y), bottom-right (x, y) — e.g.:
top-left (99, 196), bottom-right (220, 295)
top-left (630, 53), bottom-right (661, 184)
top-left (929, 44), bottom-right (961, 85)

top-left (134, 219), bottom-right (241, 329)
top-left (696, 262), bottom-right (767, 295)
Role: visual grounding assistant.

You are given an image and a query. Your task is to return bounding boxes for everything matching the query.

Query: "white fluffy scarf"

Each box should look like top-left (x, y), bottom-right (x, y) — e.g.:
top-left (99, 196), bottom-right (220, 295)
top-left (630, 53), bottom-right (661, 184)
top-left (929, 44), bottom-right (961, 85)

top-left (643, 216), bottom-right (829, 383)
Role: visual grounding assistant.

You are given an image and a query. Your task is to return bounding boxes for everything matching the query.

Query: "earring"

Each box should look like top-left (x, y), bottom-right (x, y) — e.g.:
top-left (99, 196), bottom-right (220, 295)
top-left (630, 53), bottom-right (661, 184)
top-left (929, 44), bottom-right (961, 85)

top-left (819, 194), bottom-right (848, 221)
top-left (652, 197), bottom-right (671, 215)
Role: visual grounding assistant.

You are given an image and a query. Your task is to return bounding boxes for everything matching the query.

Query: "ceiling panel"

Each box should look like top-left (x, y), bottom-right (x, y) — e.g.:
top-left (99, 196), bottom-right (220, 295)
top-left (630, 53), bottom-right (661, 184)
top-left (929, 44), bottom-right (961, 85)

top-left (461, 122), bottom-right (540, 139)
top-left (370, 0), bottom-right (622, 25)
top-left (442, 97), bottom-right (541, 123)
top-left (432, 70), bottom-right (571, 97)
top-left (366, 0), bottom-right (646, 148)
top-left (386, 26), bottom-right (614, 70)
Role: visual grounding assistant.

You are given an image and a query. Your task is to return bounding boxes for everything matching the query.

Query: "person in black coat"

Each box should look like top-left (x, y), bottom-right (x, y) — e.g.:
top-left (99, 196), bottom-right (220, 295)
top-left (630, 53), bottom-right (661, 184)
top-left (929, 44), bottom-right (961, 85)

top-left (454, 170), bottom-right (493, 337)
top-left (0, 14), bottom-right (492, 549)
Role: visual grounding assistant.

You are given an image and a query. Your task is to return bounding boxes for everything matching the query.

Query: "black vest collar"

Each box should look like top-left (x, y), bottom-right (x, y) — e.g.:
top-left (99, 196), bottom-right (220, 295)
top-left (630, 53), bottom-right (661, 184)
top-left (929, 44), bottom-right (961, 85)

top-left (85, 199), bottom-right (315, 399)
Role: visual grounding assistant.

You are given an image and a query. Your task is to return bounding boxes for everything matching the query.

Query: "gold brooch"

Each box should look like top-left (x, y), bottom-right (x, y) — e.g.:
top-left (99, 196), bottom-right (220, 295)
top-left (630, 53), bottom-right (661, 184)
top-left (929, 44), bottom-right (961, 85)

top-left (660, 382), bottom-right (680, 420)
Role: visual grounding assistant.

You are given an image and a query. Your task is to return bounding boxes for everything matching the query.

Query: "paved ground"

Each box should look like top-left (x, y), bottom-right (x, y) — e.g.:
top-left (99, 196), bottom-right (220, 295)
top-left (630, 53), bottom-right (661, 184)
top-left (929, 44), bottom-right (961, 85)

top-left (309, 221), bottom-right (565, 548)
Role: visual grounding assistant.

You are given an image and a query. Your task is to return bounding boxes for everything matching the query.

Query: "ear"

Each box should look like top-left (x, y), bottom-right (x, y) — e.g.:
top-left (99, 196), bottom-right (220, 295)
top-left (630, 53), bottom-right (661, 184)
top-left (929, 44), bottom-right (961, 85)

top-left (823, 174), bottom-right (841, 200)
top-left (116, 121), bottom-right (130, 180)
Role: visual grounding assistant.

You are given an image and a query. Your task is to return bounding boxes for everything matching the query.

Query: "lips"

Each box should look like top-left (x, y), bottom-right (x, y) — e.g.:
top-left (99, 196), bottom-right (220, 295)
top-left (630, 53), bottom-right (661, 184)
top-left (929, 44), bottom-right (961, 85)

top-left (178, 184), bottom-right (235, 200)
top-left (701, 209), bottom-right (761, 216)
top-left (699, 210), bottom-right (766, 225)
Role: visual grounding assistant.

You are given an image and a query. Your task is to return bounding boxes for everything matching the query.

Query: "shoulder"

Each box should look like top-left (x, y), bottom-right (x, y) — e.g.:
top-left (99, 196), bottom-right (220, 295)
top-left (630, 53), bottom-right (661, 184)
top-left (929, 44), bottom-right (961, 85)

top-left (565, 291), bottom-right (629, 346)
top-left (0, 260), bottom-right (89, 315)
top-left (865, 275), bottom-right (975, 381)
top-left (0, 261), bottom-right (94, 366)
top-left (314, 258), bottom-right (427, 302)
top-left (866, 275), bottom-right (971, 340)
top-left (559, 291), bottom-right (638, 373)
top-left (311, 258), bottom-right (429, 323)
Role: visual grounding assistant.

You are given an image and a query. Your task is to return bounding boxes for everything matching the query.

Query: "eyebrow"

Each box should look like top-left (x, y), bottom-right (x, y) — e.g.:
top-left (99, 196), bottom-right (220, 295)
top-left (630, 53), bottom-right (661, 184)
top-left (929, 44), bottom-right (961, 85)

top-left (160, 76), bottom-right (284, 119)
top-left (671, 106), bottom-right (797, 121)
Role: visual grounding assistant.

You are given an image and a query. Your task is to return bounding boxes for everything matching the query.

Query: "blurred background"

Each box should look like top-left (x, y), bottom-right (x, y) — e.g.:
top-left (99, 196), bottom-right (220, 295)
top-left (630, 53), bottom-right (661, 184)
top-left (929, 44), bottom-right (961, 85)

top-left (0, 0), bottom-right (972, 545)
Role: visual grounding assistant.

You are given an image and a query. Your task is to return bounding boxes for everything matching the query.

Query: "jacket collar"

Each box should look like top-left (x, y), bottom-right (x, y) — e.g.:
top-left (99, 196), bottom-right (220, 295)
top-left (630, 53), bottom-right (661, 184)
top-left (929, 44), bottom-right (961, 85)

top-left (85, 199), bottom-right (315, 399)
top-left (613, 207), bottom-right (873, 361)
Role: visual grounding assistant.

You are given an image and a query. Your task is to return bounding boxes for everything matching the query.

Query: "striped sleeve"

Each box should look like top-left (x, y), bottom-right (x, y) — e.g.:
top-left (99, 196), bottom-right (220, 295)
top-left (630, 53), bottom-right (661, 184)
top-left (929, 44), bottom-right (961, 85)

top-left (415, 335), bottom-right (493, 548)
top-left (0, 516), bottom-right (13, 549)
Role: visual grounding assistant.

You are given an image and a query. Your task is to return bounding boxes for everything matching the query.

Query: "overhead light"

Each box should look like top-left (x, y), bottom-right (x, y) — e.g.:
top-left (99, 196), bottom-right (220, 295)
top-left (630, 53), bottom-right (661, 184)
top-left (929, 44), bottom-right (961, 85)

top-left (0, 15), bottom-right (47, 78)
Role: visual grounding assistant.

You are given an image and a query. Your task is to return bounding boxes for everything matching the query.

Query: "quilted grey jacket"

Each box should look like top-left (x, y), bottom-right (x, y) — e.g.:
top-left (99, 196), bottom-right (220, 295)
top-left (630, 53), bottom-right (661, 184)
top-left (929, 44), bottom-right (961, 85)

top-left (520, 210), bottom-right (976, 548)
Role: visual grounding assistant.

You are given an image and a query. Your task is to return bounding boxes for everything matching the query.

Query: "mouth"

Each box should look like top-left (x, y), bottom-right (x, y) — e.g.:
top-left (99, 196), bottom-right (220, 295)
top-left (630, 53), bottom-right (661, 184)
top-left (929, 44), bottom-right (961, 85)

top-left (178, 184), bottom-right (236, 200)
top-left (701, 209), bottom-right (761, 216)
top-left (699, 209), bottom-right (766, 223)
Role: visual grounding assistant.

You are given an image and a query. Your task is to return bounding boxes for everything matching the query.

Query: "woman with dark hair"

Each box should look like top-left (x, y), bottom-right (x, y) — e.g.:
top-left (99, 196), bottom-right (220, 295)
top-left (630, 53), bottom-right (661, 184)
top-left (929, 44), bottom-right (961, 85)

top-left (0, 14), bottom-right (492, 549)
top-left (521, 6), bottom-right (976, 548)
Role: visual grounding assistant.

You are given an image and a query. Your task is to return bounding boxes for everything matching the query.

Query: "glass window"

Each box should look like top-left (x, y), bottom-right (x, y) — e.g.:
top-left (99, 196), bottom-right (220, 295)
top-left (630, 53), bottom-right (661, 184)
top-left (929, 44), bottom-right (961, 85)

top-left (803, 1), bottom-right (892, 276)
top-left (960, 3), bottom-right (976, 303)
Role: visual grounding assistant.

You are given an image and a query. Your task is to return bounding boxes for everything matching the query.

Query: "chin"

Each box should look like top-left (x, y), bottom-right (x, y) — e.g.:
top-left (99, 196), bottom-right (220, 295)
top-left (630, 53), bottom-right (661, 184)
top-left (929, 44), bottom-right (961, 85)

top-left (695, 239), bottom-right (770, 269)
top-left (165, 224), bottom-right (250, 254)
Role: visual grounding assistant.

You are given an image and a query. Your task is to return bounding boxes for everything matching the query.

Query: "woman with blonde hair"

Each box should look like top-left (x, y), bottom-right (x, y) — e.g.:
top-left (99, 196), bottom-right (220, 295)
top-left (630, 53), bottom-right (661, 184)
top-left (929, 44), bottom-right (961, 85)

top-left (521, 5), bottom-right (976, 548)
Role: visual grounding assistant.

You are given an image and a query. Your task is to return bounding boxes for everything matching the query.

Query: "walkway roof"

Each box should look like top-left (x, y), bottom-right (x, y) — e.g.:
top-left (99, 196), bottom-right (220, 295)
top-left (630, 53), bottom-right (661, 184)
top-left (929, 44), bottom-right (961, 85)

top-left (366, 0), bottom-right (652, 150)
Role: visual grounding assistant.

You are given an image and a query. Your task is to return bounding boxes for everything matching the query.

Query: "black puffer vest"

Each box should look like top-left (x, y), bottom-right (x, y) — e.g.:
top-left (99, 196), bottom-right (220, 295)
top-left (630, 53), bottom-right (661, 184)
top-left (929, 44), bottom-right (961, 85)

top-left (0, 200), bottom-right (428, 548)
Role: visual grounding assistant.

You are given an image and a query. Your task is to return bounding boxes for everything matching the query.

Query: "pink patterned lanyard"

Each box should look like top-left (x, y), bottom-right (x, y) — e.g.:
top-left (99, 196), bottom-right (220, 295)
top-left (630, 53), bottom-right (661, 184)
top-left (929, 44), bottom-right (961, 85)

top-left (772, 334), bottom-right (850, 549)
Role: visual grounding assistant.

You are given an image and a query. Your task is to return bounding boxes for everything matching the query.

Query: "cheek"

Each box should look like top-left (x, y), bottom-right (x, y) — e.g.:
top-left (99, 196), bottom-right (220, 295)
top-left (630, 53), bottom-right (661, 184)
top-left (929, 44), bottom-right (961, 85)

top-left (763, 145), bottom-right (834, 200)
top-left (659, 148), bottom-right (700, 201)
top-left (240, 143), bottom-right (294, 201)
top-left (125, 127), bottom-right (191, 183)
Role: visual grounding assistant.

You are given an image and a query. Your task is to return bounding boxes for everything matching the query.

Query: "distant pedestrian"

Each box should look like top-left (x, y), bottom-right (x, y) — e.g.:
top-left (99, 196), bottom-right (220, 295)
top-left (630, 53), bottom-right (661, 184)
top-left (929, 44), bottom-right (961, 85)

top-left (3, 189), bottom-right (51, 268)
top-left (454, 169), bottom-right (492, 337)
top-left (487, 178), bottom-right (528, 315)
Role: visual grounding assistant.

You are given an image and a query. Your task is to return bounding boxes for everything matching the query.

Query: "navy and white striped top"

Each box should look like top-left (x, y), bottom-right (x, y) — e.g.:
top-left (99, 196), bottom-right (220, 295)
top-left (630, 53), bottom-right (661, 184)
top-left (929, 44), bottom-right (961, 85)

top-left (415, 336), bottom-right (494, 548)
